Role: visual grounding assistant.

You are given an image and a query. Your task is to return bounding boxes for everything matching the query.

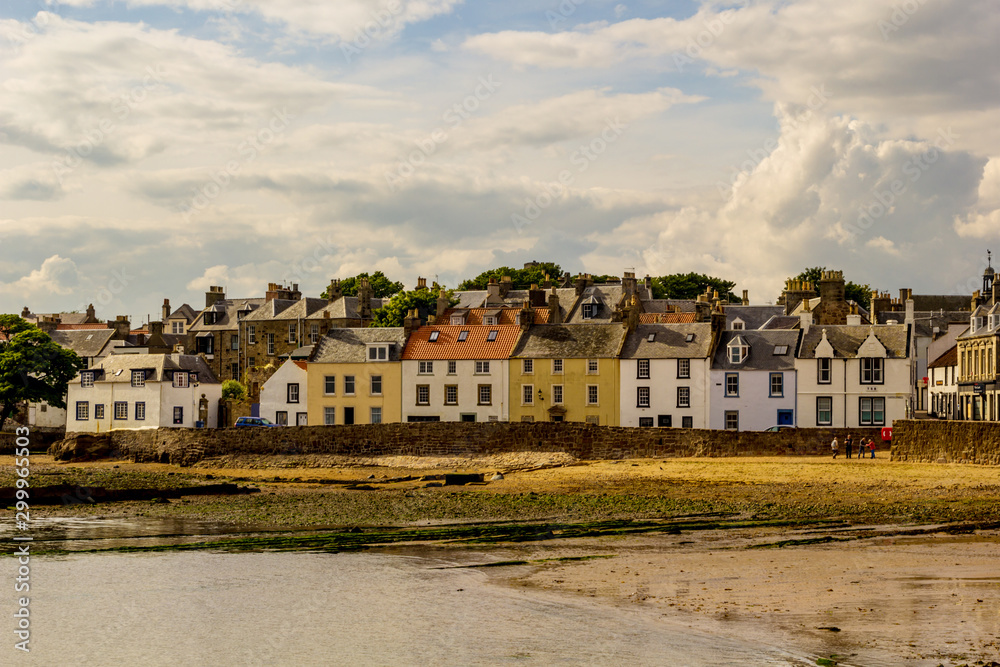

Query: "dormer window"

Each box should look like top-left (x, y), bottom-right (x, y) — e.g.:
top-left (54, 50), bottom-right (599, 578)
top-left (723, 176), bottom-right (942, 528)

top-left (173, 372), bottom-right (189, 388)
top-left (367, 344), bottom-right (389, 361)
top-left (450, 314), bottom-right (466, 325)
top-left (203, 312), bottom-right (217, 325)
top-left (582, 304), bottom-right (596, 319)
top-left (732, 320), bottom-right (745, 330)
top-left (81, 371), bottom-right (95, 388)
top-left (131, 370), bottom-right (146, 387)
top-left (728, 339), bottom-right (749, 364)
top-left (484, 316), bottom-right (498, 325)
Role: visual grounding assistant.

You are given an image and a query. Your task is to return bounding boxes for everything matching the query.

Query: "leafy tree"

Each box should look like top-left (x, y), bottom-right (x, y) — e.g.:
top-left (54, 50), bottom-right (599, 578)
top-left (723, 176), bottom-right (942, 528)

top-left (221, 379), bottom-right (247, 402)
top-left (653, 273), bottom-right (739, 302)
top-left (458, 262), bottom-right (562, 291)
top-left (0, 315), bottom-right (86, 430)
top-left (791, 267), bottom-right (873, 311)
top-left (370, 285), bottom-right (457, 327)
top-left (321, 271), bottom-right (404, 299)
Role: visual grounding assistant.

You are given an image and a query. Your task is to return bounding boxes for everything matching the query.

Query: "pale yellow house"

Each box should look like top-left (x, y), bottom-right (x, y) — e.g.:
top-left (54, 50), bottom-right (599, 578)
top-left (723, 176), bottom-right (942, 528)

top-left (509, 324), bottom-right (625, 425)
top-left (306, 328), bottom-right (407, 425)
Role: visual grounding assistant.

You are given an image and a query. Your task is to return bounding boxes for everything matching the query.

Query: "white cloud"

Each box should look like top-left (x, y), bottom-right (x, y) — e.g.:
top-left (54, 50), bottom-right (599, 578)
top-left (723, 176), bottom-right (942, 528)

top-left (0, 255), bottom-right (79, 296)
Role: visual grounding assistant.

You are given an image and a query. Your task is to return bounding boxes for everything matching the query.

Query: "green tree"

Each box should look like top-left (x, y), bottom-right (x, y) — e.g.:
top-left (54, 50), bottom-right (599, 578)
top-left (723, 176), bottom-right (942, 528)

top-left (0, 315), bottom-right (86, 430)
top-left (321, 271), bottom-right (404, 299)
top-left (653, 273), bottom-right (739, 302)
top-left (458, 262), bottom-right (563, 291)
top-left (791, 267), bottom-right (873, 311)
top-left (370, 285), bottom-right (457, 328)
top-left (221, 379), bottom-right (247, 402)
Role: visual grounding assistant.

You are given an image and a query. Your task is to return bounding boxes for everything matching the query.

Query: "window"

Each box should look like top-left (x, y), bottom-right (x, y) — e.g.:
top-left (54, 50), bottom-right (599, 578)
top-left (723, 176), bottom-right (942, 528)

top-left (287, 383), bottom-right (299, 403)
top-left (288, 323), bottom-right (297, 343)
top-left (370, 407), bottom-right (382, 424)
top-left (458, 330), bottom-right (469, 342)
top-left (310, 325), bottom-right (319, 344)
top-left (685, 333), bottom-right (695, 343)
top-left (203, 312), bottom-right (216, 325)
top-left (450, 315), bottom-right (465, 325)
top-left (95, 404), bottom-right (105, 419)
top-left (677, 359), bottom-right (690, 379)
top-left (135, 402), bottom-right (145, 420)
top-left (860, 397), bottom-right (886, 426)
top-left (681, 416), bottom-right (693, 428)
top-left (658, 414), bottom-right (672, 427)
top-left (344, 376), bottom-right (355, 395)
top-left (266, 333), bottom-right (275, 355)
top-left (370, 375), bottom-right (382, 395)
top-left (552, 359), bottom-right (564, 374)
top-left (724, 411), bottom-right (739, 430)
top-left (587, 359), bottom-right (598, 374)
top-left (231, 334), bottom-right (239, 350)
top-left (417, 385), bottom-right (430, 405)
top-left (637, 387), bottom-right (650, 408)
top-left (639, 417), bottom-right (654, 427)
top-left (773, 345), bottom-right (788, 355)
top-left (677, 387), bottom-right (690, 408)
top-left (324, 376), bottom-right (336, 395)
top-left (585, 415), bottom-right (600, 425)
top-left (552, 385), bottom-right (563, 404)
top-left (732, 321), bottom-right (745, 330)
top-left (487, 330), bottom-right (498, 342)
top-left (725, 373), bottom-right (739, 397)
top-left (324, 407), bottom-right (336, 425)
top-left (647, 332), bottom-right (656, 343)
top-left (76, 402), bottom-right (89, 420)
top-left (816, 396), bottom-right (833, 426)
top-left (131, 370), bottom-right (145, 387)
top-left (861, 358), bottom-right (884, 384)
top-left (115, 402), bottom-right (128, 420)
top-left (587, 385), bottom-right (598, 405)
top-left (461, 413), bottom-right (477, 422)
top-left (637, 359), bottom-right (650, 379)
top-left (418, 361), bottom-right (434, 375)
top-left (173, 372), bottom-right (189, 388)
top-left (172, 321), bottom-right (184, 334)
top-left (523, 359), bottom-right (533, 374)
top-left (728, 341), bottom-right (748, 364)
top-left (368, 345), bottom-right (389, 361)
top-left (275, 411), bottom-right (288, 426)
top-left (523, 384), bottom-right (534, 405)
top-left (582, 303), bottom-right (596, 319)
top-left (81, 371), bottom-right (94, 387)
top-left (484, 315), bottom-right (498, 325)
top-left (248, 357), bottom-right (256, 369)
top-left (475, 361), bottom-right (490, 374)
top-left (429, 331), bottom-right (440, 342)
top-left (447, 360), bottom-right (456, 375)
top-left (248, 325), bottom-right (256, 344)
top-left (818, 358), bottom-right (832, 384)
top-left (769, 373), bottom-right (784, 397)
top-left (172, 406), bottom-right (182, 424)
top-left (478, 384), bottom-right (492, 405)
top-left (231, 363), bottom-right (240, 380)
top-left (445, 385), bottom-right (458, 405)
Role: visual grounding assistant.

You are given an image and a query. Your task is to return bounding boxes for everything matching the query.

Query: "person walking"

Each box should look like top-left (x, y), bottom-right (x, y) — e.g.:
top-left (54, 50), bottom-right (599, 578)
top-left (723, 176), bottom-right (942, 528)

top-left (831, 435), bottom-right (839, 459)
top-left (869, 438), bottom-right (876, 459)
top-left (845, 434), bottom-right (853, 459)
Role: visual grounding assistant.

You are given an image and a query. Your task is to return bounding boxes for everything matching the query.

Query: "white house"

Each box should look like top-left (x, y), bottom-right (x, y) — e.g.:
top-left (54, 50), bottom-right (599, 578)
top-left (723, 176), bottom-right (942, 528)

top-left (66, 354), bottom-right (221, 432)
top-left (400, 325), bottom-right (520, 422)
top-left (259, 359), bottom-right (308, 425)
top-left (619, 323), bottom-right (714, 428)
top-left (710, 330), bottom-right (801, 431)
top-left (928, 345), bottom-right (959, 419)
top-left (795, 324), bottom-right (912, 428)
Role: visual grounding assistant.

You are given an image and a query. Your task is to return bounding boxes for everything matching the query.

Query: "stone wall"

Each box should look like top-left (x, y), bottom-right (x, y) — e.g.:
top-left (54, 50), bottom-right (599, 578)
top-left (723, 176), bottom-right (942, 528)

top-left (1, 429), bottom-right (65, 453)
top-left (890, 420), bottom-right (1000, 465)
top-left (67, 423), bottom-right (884, 467)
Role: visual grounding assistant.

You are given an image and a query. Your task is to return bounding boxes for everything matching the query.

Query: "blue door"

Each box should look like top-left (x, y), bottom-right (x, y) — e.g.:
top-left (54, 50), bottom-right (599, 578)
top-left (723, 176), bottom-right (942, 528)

top-left (777, 409), bottom-right (793, 426)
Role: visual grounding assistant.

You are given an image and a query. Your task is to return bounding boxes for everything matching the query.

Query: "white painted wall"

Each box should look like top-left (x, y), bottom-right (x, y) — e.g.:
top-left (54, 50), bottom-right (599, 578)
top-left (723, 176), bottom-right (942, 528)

top-left (709, 369), bottom-right (798, 431)
top-left (795, 357), bottom-right (910, 428)
top-left (619, 358), bottom-right (710, 428)
top-left (401, 359), bottom-right (509, 422)
top-left (260, 360), bottom-right (309, 425)
top-left (66, 380), bottom-right (220, 431)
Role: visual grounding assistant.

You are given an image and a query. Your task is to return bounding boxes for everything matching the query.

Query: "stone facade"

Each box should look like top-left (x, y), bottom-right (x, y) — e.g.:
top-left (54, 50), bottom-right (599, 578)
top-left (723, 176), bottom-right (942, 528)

top-left (890, 420), bottom-right (1000, 465)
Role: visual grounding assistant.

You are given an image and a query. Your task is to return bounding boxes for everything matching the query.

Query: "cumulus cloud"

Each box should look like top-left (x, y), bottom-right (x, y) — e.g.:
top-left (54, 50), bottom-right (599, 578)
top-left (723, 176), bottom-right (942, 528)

top-left (0, 255), bottom-right (79, 296)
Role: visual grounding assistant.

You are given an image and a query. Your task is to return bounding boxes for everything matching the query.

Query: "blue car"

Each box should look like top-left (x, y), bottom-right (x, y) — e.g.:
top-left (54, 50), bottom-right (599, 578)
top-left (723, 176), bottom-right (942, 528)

top-left (234, 416), bottom-right (281, 427)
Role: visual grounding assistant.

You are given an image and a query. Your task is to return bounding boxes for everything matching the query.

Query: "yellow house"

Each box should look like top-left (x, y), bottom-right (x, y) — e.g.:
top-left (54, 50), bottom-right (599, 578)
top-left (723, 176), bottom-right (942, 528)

top-left (509, 324), bottom-right (625, 425)
top-left (306, 328), bottom-right (407, 425)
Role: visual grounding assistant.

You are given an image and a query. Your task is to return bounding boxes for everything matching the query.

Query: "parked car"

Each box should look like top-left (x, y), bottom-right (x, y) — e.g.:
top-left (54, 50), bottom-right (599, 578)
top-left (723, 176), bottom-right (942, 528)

top-left (234, 416), bottom-right (281, 427)
top-left (763, 425), bottom-right (795, 432)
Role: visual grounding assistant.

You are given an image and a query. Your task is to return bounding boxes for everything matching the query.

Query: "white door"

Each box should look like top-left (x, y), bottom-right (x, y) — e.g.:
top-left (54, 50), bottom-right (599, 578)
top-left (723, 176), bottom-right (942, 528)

top-left (296, 412), bottom-right (308, 426)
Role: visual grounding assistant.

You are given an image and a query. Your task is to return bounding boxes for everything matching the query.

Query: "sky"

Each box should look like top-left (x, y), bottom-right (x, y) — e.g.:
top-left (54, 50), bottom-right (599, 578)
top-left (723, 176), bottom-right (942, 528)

top-left (0, 0), bottom-right (998, 323)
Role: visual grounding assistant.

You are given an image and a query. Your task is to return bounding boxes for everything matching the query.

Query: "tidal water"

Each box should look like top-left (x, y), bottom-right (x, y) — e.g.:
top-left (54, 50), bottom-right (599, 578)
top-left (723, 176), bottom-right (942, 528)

top-left (2, 545), bottom-right (815, 666)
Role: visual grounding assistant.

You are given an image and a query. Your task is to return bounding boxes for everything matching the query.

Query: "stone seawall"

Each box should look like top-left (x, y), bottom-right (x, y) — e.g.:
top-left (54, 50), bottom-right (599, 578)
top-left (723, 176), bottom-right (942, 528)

top-left (61, 424), bottom-right (885, 466)
top-left (890, 420), bottom-right (1000, 465)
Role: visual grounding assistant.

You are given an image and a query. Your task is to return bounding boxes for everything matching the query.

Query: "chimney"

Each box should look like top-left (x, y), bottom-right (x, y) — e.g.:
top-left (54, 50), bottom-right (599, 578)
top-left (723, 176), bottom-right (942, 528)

top-left (417, 277), bottom-right (427, 290)
top-left (403, 308), bottom-right (420, 337)
top-left (905, 295), bottom-right (915, 324)
top-left (37, 316), bottom-right (59, 334)
top-left (800, 308), bottom-right (812, 332)
top-left (574, 273), bottom-right (591, 296)
top-left (173, 343), bottom-right (185, 354)
top-left (560, 272), bottom-right (573, 288)
top-left (499, 275), bottom-right (512, 298)
top-left (781, 279), bottom-right (816, 316)
top-left (710, 302), bottom-right (726, 335)
top-left (85, 303), bottom-right (97, 323)
top-left (694, 293), bottom-right (711, 322)
top-left (436, 289), bottom-right (451, 320)
top-left (643, 275), bottom-right (652, 294)
top-left (847, 303), bottom-right (862, 326)
top-left (358, 278), bottom-right (373, 320)
top-left (993, 281), bottom-right (999, 305)
top-left (162, 299), bottom-right (171, 322)
top-left (528, 283), bottom-right (546, 308)
top-left (548, 287), bottom-right (562, 324)
top-left (622, 271), bottom-right (637, 298)
top-left (206, 286), bottom-right (226, 308)
top-left (111, 315), bottom-right (130, 340)
top-left (542, 273), bottom-right (552, 289)
top-left (520, 300), bottom-right (533, 331)
top-left (486, 278), bottom-right (502, 305)
top-left (327, 279), bottom-right (342, 302)
top-left (741, 289), bottom-right (749, 306)
top-left (20, 306), bottom-right (31, 319)
top-left (149, 321), bottom-right (164, 336)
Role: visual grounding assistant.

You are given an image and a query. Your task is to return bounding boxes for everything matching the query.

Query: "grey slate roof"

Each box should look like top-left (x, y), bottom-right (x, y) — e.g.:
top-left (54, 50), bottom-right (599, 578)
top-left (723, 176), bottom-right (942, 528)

top-left (50, 329), bottom-right (117, 359)
top-left (511, 324), bottom-right (626, 359)
top-left (564, 285), bottom-right (623, 323)
top-left (304, 296), bottom-right (389, 320)
top-left (166, 304), bottom-right (198, 323)
top-left (620, 323), bottom-right (714, 359)
top-left (81, 353), bottom-right (219, 384)
top-left (644, 299), bottom-right (697, 313)
top-left (911, 295), bottom-right (973, 312)
top-left (726, 305), bottom-right (784, 330)
top-left (760, 315), bottom-right (802, 330)
top-left (310, 327), bottom-right (408, 363)
top-left (712, 330), bottom-right (801, 371)
top-left (798, 324), bottom-right (910, 359)
top-left (189, 298), bottom-right (265, 331)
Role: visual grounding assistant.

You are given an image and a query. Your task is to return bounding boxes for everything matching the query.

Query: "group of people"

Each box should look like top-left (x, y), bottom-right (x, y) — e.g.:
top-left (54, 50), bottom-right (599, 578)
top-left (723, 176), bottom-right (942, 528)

top-left (831, 433), bottom-right (877, 459)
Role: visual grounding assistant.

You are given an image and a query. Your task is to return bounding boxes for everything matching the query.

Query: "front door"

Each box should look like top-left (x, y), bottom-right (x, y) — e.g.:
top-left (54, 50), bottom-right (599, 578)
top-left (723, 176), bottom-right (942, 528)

top-left (296, 412), bottom-right (307, 426)
top-left (344, 407), bottom-right (355, 425)
top-left (777, 409), bottom-right (794, 426)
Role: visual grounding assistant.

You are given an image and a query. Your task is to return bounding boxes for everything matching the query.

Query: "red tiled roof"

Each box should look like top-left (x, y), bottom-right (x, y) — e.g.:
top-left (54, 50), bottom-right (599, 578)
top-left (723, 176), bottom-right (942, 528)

top-left (293, 361), bottom-right (308, 371)
top-left (639, 312), bottom-right (699, 324)
top-left (403, 325), bottom-right (522, 360)
top-left (56, 323), bottom-right (111, 330)
top-left (439, 308), bottom-right (549, 325)
top-left (927, 345), bottom-right (958, 369)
